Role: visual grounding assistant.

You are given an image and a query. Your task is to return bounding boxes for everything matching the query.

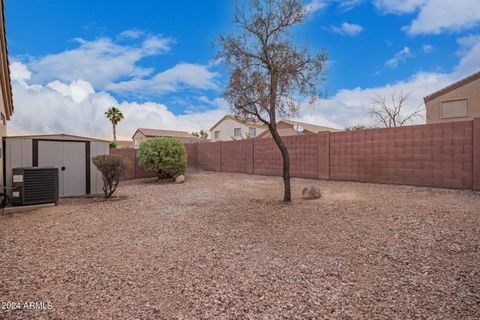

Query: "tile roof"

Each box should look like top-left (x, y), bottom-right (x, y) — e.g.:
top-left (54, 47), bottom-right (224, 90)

top-left (424, 70), bottom-right (480, 102)
top-left (135, 128), bottom-right (196, 138)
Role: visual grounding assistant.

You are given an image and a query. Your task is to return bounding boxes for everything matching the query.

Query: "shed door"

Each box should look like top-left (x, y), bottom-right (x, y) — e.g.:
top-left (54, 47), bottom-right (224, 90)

top-left (38, 141), bottom-right (86, 197)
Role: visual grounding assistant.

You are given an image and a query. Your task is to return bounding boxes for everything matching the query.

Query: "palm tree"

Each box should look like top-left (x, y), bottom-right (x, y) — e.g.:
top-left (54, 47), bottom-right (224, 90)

top-left (105, 107), bottom-right (124, 142)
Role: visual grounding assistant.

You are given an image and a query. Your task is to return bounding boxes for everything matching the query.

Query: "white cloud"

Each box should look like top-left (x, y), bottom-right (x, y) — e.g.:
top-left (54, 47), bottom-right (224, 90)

top-left (20, 32), bottom-right (217, 98)
top-left (422, 44), bottom-right (434, 53)
top-left (10, 61), bottom-right (31, 84)
top-left (106, 63), bottom-right (218, 96)
top-left (385, 47), bottom-right (414, 68)
top-left (375, 0), bottom-right (480, 35)
top-left (454, 34), bottom-right (480, 77)
top-left (406, 0), bottom-right (480, 35)
top-left (373, 0), bottom-right (425, 14)
top-left (47, 79), bottom-right (95, 103)
top-left (9, 62), bottom-right (227, 140)
top-left (305, 0), bottom-right (327, 14)
top-left (306, 0), bottom-right (362, 14)
top-left (337, 0), bottom-right (363, 11)
top-left (27, 35), bottom-right (171, 88)
top-left (331, 22), bottom-right (363, 36)
top-left (117, 29), bottom-right (144, 40)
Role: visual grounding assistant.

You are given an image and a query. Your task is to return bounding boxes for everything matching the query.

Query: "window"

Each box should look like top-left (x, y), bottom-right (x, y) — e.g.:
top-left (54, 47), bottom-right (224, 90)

top-left (249, 127), bottom-right (256, 137)
top-left (214, 131), bottom-right (220, 139)
top-left (233, 128), bottom-right (241, 136)
top-left (440, 99), bottom-right (468, 118)
top-left (0, 113), bottom-right (5, 126)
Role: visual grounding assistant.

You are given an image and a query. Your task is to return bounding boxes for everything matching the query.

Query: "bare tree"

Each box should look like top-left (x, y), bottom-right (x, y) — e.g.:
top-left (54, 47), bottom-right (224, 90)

top-left (371, 91), bottom-right (424, 127)
top-left (218, 0), bottom-right (327, 202)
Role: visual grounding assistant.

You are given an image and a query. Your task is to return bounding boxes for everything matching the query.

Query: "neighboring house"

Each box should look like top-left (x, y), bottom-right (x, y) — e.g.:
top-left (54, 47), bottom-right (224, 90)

top-left (132, 128), bottom-right (201, 148)
top-left (257, 120), bottom-right (338, 138)
top-left (424, 70), bottom-right (480, 123)
top-left (209, 115), bottom-right (267, 141)
top-left (0, 1), bottom-right (14, 187)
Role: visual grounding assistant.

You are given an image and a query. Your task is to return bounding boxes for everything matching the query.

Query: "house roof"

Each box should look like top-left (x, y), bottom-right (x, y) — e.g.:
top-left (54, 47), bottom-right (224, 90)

top-left (279, 120), bottom-right (339, 133)
top-left (0, 0), bottom-right (13, 120)
top-left (133, 128), bottom-right (197, 139)
top-left (257, 127), bottom-right (313, 138)
top-left (256, 120), bottom-right (338, 138)
top-left (423, 70), bottom-right (480, 103)
top-left (209, 115), bottom-right (267, 132)
top-left (6, 133), bottom-right (110, 142)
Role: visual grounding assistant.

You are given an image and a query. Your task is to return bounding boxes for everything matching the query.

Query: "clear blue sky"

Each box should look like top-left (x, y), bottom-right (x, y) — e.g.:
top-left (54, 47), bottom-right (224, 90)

top-left (4, 0), bottom-right (480, 138)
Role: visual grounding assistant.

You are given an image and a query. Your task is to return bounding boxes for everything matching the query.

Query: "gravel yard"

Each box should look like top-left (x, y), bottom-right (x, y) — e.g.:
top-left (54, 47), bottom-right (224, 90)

top-left (1, 172), bottom-right (479, 319)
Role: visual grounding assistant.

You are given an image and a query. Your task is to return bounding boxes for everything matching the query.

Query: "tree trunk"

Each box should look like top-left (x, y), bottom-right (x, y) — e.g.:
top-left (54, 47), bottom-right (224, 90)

top-left (270, 127), bottom-right (291, 202)
top-left (113, 123), bottom-right (117, 142)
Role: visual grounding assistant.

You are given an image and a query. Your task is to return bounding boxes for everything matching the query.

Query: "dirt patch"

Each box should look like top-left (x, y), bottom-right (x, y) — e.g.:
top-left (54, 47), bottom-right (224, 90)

top-left (1, 172), bottom-right (479, 319)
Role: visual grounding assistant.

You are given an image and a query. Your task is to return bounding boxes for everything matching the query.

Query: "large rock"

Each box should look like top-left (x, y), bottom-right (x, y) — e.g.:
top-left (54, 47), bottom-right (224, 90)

top-left (302, 186), bottom-right (321, 200)
top-left (175, 175), bottom-right (186, 184)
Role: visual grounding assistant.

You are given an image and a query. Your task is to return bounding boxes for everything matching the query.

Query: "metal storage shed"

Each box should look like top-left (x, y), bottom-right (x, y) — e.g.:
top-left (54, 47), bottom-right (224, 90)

top-left (4, 134), bottom-right (109, 197)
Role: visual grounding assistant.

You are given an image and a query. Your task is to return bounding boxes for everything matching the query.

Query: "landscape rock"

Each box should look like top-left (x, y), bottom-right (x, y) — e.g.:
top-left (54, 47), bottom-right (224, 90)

top-left (302, 186), bottom-right (321, 200)
top-left (1, 172), bottom-right (478, 319)
top-left (175, 175), bottom-right (186, 184)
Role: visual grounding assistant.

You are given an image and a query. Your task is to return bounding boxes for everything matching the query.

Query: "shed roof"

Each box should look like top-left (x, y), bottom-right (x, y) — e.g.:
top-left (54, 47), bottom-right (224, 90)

top-left (6, 133), bottom-right (110, 142)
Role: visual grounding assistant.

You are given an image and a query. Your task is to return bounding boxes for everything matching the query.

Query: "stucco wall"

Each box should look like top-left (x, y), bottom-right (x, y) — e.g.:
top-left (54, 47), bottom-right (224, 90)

top-left (0, 88), bottom-right (7, 186)
top-left (426, 77), bottom-right (480, 123)
top-left (210, 118), bottom-right (266, 141)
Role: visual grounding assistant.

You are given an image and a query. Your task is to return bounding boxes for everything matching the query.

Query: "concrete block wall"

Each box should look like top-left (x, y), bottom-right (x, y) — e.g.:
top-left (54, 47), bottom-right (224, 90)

top-left (473, 118), bottom-right (480, 190)
top-left (110, 148), bottom-right (154, 179)
top-left (220, 140), bottom-right (248, 173)
top-left (330, 121), bottom-right (473, 189)
top-left (112, 118), bottom-right (480, 191)
top-left (197, 142), bottom-right (221, 172)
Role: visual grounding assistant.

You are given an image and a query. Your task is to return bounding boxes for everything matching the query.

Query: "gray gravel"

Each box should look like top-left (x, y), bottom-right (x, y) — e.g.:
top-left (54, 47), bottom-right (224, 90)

top-left (1, 172), bottom-right (479, 319)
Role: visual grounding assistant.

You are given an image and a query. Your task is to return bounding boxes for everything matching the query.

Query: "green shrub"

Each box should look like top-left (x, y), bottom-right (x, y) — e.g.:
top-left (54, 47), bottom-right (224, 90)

top-left (109, 141), bottom-right (118, 148)
top-left (137, 137), bottom-right (187, 179)
top-left (92, 155), bottom-right (127, 198)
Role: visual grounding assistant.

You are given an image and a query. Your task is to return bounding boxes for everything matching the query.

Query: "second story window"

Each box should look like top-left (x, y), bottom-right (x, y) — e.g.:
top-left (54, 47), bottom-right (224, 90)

top-left (249, 127), bottom-right (256, 137)
top-left (234, 128), bottom-right (241, 136)
top-left (214, 131), bottom-right (220, 139)
top-left (440, 99), bottom-right (468, 118)
top-left (0, 113), bottom-right (5, 126)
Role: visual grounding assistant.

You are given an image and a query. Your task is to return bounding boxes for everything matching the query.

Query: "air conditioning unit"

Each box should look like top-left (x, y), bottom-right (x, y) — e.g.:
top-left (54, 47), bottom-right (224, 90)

top-left (11, 167), bottom-right (59, 206)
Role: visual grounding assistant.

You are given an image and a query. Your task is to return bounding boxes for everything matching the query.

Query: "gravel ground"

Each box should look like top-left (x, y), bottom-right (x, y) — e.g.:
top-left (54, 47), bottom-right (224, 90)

top-left (1, 172), bottom-right (479, 319)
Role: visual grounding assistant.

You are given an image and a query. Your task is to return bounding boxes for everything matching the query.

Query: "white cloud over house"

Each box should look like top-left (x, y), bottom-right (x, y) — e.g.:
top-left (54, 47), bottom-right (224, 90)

top-left (9, 63), bottom-right (227, 140)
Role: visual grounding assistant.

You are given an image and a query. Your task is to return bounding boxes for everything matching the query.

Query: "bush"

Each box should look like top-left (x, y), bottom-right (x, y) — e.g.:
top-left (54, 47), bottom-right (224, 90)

top-left (109, 141), bottom-right (117, 148)
top-left (137, 137), bottom-right (187, 180)
top-left (92, 155), bottom-right (127, 198)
